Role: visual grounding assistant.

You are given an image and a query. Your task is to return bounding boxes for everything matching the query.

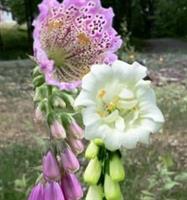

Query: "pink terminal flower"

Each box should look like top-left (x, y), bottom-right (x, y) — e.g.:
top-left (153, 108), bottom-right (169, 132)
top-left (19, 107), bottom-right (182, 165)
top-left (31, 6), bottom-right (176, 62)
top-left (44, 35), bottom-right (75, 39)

top-left (28, 183), bottom-right (44, 200)
top-left (43, 151), bottom-right (61, 181)
top-left (50, 120), bottom-right (66, 139)
top-left (68, 137), bottom-right (84, 155)
top-left (61, 148), bottom-right (80, 173)
top-left (61, 173), bottom-right (83, 200)
top-left (69, 120), bottom-right (84, 139)
top-left (33, 0), bottom-right (122, 90)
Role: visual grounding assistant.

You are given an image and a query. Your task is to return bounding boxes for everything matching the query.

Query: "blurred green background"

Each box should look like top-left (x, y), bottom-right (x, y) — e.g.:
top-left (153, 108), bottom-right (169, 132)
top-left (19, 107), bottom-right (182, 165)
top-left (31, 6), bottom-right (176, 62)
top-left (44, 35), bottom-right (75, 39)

top-left (0, 0), bottom-right (187, 200)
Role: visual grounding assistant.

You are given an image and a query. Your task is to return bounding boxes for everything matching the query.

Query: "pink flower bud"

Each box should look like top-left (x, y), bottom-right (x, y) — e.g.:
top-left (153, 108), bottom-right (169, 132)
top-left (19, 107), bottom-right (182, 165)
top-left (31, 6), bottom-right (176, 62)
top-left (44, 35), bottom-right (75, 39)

top-left (28, 183), bottom-right (44, 200)
top-left (34, 106), bottom-right (44, 123)
top-left (43, 151), bottom-right (61, 181)
top-left (69, 121), bottom-right (84, 139)
top-left (61, 148), bottom-right (80, 173)
top-left (44, 182), bottom-right (65, 200)
top-left (61, 173), bottom-right (83, 200)
top-left (50, 120), bottom-right (66, 139)
top-left (68, 137), bottom-right (84, 155)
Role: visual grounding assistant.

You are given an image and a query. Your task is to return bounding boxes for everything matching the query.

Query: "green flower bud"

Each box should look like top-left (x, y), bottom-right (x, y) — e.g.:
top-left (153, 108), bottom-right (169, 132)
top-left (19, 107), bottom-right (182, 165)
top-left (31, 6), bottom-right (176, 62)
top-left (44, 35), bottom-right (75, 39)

top-left (47, 112), bottom-right (56, 125)
top-left (86, 185), bottom-right (104, 200)
top-left (32, 75), bottom-right (45, 88)
top-left (109, 154), bottom-right (125, 182)
top-left (94, 138), bottom-right (104, 146)
top-left (61, 92), bottom-right (75, 107)
top-left (52, 95), bottom-right (66, 108)
top-left (33, 85), bottom-right (48, 102)
top-left (85, 141), bottom-right (99, 159)
top-left (32, 66), bottom-right (41, 78)
top-left (104, 174), bottom-right (122, 200)
top-left (84, 157), bottom-right (102, 185)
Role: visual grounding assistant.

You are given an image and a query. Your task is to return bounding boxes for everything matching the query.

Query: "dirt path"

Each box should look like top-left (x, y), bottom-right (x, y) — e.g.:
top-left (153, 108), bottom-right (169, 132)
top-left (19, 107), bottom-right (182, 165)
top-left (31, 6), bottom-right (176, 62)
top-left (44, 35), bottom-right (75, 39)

top-left (0, 59), bottom-right (36, 147)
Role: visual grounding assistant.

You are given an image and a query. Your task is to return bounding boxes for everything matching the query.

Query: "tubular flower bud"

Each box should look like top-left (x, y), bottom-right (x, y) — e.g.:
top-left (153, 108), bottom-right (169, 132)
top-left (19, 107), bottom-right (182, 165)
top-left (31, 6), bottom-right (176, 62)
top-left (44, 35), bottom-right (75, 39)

top-left (44, 182), bottom-right (65, 200)
top-left (34, 106), bottom-right (44, 123)
top-left (43, 151), bottom-right (61, 181)
top-left (68, 120), bottom-right (84, 139)
top-left (85, 185), bottom-right (104, 200)
top-left (68, 137), bottom-right (84, 155)
top-left (61, 148), bottom-right (80, 173)
top-left (50, 120), bottom-right (66, 139)
top-left (52, 96), bottom-right (66, 108)
top-left (28, 183), bottom-right (44, 200)
top-left (104, 174), bottom-right (122, 200)
top-left (33, 84), bottom-right (48, 102)
top-left (85, 141), bottom-right (99, 159)
top-left (109, 154), bottom-right (125, 182)
top-left (61, 173), bottom-right (83, 200)
top-left (84, 157), bottom-right (102, 185)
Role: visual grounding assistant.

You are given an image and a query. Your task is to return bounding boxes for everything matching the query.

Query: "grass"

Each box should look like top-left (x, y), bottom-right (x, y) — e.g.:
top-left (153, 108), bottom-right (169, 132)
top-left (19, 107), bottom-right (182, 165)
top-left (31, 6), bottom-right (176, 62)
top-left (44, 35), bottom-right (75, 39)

top-left (0, 144), bottom-right (41, 200)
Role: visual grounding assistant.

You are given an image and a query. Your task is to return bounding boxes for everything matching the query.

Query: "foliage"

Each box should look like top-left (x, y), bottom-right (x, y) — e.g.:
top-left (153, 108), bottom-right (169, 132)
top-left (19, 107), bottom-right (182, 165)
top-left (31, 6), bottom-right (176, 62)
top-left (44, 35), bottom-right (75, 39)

top-left (122, 146), bottom-right (187, 200)
top-left (2, 0), bottom-right (187, 38)
top-left (153, 0), bottom-right (187, 37)
top-left (0, 144), bottom-right (41, 200)
top-left (0, 24), bottom-right (29, 60)
top-left (5, 0), bottom-right (40, 24)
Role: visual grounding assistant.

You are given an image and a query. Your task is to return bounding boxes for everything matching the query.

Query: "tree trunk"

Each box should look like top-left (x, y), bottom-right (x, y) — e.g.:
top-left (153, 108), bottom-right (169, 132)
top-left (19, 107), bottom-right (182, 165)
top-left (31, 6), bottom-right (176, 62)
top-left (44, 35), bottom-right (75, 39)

top-left (24, 0), bottom-right (33, 51)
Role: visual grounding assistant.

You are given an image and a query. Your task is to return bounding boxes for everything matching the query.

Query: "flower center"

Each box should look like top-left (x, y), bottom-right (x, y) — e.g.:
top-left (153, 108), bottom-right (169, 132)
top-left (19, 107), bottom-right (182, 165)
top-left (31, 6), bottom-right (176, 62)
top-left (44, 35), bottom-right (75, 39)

top-left (96, 88), bottom-right (140, 129)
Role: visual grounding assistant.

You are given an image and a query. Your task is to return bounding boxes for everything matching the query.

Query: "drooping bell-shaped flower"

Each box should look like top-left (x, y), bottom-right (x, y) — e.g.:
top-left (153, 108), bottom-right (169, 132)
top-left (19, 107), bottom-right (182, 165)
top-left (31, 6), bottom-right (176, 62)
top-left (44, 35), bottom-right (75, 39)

top-left (44, 182), bottom-right (65, 200)
top-left (33, 0), bottom-right (122, 90)
top-left (43, 151), bottom-right (61, 181)
top-left (104, 174), bottom-right (122, 200)
top-left (85, 185), bottom-right (104, 200)
top-left (109, 153), bottom-right (125, 182)
top-left (68, 120), bottom-right (84, 139)
top-left (83, 157), bottom-right (102, 185)
top-left (50, 120), bottom-right (66, 139)
top-left (85, 141), bottom-right (99, 159)
top-left (34, 106), bottom-right (44, 123)
top-left (68, 137), bottom-right (84, 155)
top-left (61, 148), bottom-right (80, 173)
top-left (28, 183), bottom-right (44, 200)
top-left (61, 173), bottom-right (83, 200)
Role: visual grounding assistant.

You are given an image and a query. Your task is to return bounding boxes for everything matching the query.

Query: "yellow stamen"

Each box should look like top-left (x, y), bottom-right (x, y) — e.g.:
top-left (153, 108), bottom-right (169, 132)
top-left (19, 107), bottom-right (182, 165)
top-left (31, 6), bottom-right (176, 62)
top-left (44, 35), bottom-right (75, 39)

top-left (97, 111), bottom-right (107, 117)
top-left (77, 33), bottom-right (91, 46)
top-left (107, 102), bottom-right (116, 112)
top-left (48, 20), bottom-right (62, 30)
top-left (97, 89), bottom-right (106, 98)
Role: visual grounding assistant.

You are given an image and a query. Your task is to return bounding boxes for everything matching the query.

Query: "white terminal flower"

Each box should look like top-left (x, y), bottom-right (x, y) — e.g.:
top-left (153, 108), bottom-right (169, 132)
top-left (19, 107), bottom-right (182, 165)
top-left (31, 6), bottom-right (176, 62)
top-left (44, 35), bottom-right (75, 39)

top-left (75, 60), bottom-right (164, 151)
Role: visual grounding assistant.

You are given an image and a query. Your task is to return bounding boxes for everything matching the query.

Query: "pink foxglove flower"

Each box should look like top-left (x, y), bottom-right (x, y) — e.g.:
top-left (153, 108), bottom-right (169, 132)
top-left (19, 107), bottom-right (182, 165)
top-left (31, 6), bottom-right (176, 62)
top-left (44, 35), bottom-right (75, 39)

top-left (68, 120), bottom-right (84, 139)
top-left (61, 173), bottom-right (83, 200)
top-left (28, 183), bottom-right (44, 200)
top-left (34, 106), bottom-right (44, 123)
top-left (44, 182), bottom-right (65, 200)
top-left (68, 137), bottom-right (84, 155)
top-left (43, 151), bottom-right (61, 181)
top-left (50, 120), bottom-right (66, 139)
top-left (33, 0), bottom-right (122, 90)
top-left (61, 148), bottom-right (80, 173)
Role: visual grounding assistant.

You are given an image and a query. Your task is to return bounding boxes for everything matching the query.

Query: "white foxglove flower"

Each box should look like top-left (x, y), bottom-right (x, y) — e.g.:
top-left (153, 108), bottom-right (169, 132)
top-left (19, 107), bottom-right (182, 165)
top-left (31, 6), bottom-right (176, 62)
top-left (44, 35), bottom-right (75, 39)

top-left (75, 60), bottom-right (164, 151)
